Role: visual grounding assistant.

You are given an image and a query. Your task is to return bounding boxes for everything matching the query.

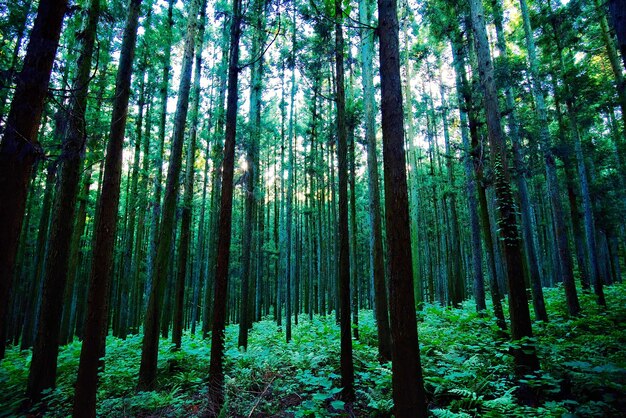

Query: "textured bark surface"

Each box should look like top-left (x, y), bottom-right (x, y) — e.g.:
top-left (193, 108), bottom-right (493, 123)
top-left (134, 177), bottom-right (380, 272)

top-left (378, 0), bottom-right (427, 415)
top-left (359, 0), bottom-right (391, 362)
top-left (208, 0), bottom-right (242, 411)
top-left (0, 0), bottom-right (67, 359)
top-left (72, 1), bottom-right (142, 415)
top-left (27, 0), bottom-right (100, 399)
top-left (138, 0), bottom-right (200, 390)
top-left (469, 0), bottom-right (540, 379)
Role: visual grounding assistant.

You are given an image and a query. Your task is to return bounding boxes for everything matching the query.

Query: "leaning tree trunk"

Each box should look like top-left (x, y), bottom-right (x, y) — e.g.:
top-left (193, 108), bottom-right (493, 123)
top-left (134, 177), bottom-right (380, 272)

top-left (518, 0), bottom-right (580, 316)
top-left (138, 0), bottom-right (200, 390)
top-left (73, 0), bottom-right (143, 416)
top-left (26, 0), bottom-right (100, 400)
top-left (378, 0), bottom-right (427, 415)
top-left (469, 0), bottom-right (540, 382)
top-left (0, 0), bottom-right (67, 359)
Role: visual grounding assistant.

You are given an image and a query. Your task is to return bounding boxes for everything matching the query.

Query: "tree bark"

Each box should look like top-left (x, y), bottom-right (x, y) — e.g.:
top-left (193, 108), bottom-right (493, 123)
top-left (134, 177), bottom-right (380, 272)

top-left (26, 0), bottom-right (100, 399)
top-left (378, 0), bottom-right (427, 415)
top-left (469, 0), bottom-right (540, 381)
top-left (208, 0), bottom-right (242, 411)
top-left (0, 0), bottom-right (67, 359)
top-left (359, 0), bottom-right (391, 362)
top-left (138, 0), bottom-right (200, 389)
top-left (73, 0), bottom-right (143, 415)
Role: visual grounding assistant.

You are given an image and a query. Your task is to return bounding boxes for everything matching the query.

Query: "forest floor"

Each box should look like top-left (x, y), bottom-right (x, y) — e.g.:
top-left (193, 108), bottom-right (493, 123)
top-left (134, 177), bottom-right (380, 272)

top-left (1, 283), bottom-right (625, 417)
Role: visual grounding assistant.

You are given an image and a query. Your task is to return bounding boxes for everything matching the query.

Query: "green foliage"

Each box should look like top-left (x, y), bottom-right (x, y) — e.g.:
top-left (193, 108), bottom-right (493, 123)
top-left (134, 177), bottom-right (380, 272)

top-left (1, 284), bottom-right (625, 416)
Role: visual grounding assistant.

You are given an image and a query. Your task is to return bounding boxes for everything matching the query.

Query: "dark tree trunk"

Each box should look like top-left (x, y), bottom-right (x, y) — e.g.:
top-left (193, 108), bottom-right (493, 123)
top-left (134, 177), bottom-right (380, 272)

top-left (26, 0), bottom-right (100, 399)
top-left (238, 0), bottom-right (265, 351)
top-left (72, 1), bottom-right (143, 415)
top-left (173, 0), bottom-right (207, 348)
top-left (609, 0), bottom-right (626, 71)
top-left (138, 0), bottom-right (200, 389)
top-left (469, 0), bottom-right (540, 381)
top-left (208, 0), bottom-right (242, 411)
top-left (335, 0), bottom-right (355, 402)
top-left (378, 0), bottom-right (427, 415)
top-left (0, 0), bottom-right (67, 359)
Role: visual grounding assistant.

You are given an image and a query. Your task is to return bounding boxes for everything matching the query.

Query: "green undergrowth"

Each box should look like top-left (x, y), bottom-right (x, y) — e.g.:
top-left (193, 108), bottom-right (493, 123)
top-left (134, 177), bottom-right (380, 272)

top-left (0, 283), bottom-right (625, 417)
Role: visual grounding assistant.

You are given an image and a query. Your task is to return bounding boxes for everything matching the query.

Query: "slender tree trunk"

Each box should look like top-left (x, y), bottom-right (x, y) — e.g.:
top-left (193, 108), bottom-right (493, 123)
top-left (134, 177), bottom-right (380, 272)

top-left (147, 0), bottom-right (175, 294)
top-left (518, 0), bottom-right (579, 317)
top-left (138, 0), bottom-right (200, 389)
top-left (208, 0), bottom-right (242, 410)
top-left (73, 0), bottom-right (143, 415)
top-left (469, 0), bottom-right (540, 382)
top-left (173, 0), bottom-right (207, 349)
top-left (238, 0), bottom-right (265, 350)
top-left (335, 0), bottom-right (355, 402)
top-left (450, 36), bottom-right (486, 312)
top-left (360, 0), bottom-right (392, 362)
top-left (491, 0), bottom-right (547, 321)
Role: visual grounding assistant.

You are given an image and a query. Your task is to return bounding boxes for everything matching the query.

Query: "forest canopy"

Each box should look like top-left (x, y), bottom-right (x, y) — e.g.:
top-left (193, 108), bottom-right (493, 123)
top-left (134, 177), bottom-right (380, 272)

top-left (0, 0), bottom-right (625, 416)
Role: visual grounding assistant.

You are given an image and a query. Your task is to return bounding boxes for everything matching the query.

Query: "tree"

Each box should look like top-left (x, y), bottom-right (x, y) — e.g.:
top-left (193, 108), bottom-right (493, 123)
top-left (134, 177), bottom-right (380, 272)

top-left (0, 0), bottom-right (68, 359)
top-left (335, 0), bottom-right (355, 402)
top-left (208, 0), bottom-right (242, 411)
top-left (72, 1), bottom-right (143, 415)
top-left (359, 0), bottom-right (392, 362)
top-left (26, 0), bottom-right (100, 399)
top-left (608, 0), bottom-right (626, 71)
top-left (468, 0), bottom-right (540, 381)
top-left (378, 0), bottom-right (427, 415)
top-left (138, 0), bottom-right (200, 390)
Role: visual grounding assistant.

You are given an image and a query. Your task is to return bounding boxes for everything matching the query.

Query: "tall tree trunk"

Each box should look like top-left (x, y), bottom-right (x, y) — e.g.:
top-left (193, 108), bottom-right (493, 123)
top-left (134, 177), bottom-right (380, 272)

top-left (173, 0), bottom-right (207, 349)
top-left (26, 0), bottom-right (100, 399)
top-left (360, 0), bottom-right (391, 362)
top-left (0, 0), bottom-right (67, 359)
top-left (238, 0), bottom-right (265, 350)
top-left (469, 0), bottom-right (540, 382)
top-left (491, 0), bottom-right (548, 321)
top-left (450, 36), bottom-right (486, 313)
top-left (208, 0), bottom-right (242, 410)
top-left (138, 0), bottom-right (200, 390)
top-left (335, 0), bottom-right (355, 402)
top-left (147, 0), bottom-right (175, 294)
top-left (378, 0), bottom-right (427, 415)
top-left (73, 0), bottom-right (143, 415)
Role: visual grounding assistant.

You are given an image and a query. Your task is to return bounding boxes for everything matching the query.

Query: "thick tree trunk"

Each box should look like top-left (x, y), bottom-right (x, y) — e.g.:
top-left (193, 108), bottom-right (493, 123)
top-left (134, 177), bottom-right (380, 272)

top-left (26, 0), bottom-right (100, 399)
top-left (0, 0), bottom-right (67, 359)
top-left (73, 0), bottom-right (143, 415)
top-left (378, 0), bottom-right (427, 415)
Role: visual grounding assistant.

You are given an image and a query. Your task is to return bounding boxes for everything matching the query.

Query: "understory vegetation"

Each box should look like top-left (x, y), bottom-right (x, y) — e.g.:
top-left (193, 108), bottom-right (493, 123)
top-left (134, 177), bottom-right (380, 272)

top-left (2, 283), bottom-right (625, 417)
